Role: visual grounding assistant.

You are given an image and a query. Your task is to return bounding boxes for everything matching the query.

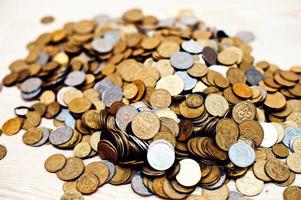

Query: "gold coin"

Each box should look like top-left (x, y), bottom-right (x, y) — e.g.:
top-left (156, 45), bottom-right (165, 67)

top-left (85, 161), bottom-right (110, 186)
top-left (73, 142), bottom-right (91, 158)
top-left (57, 157), bottom-right (85, 181)
top-left (76, 173), bottom-right (99, 194)
top-left (22, 127), bottom-right (43, 145)
top-left (150, 89), bottom-right (172, 109)
top-left (40, 90), bottom-right (56, 105)
top-left (110, 165), bottom-right (132, 185)
top-left (283, 186), bottom-right (301, 200)
top-left (68, 97), bottom-right (92, 114)
top-left (62, 181), bottom-right (77, 192)
top-left (44, 153), bottom-right (67, 173)
top-left (131, 111), bottom-right (160, 140)
top-left (265, 158), bottom-right (290, 182)
top-left (201, 185), bottom-right (229, 200)
top-left (0, 144), bottom-right (7, 160)
top-left (2, 117), bottom-right (22, 135)
top-left (60, 191), bottom-right (84, 200)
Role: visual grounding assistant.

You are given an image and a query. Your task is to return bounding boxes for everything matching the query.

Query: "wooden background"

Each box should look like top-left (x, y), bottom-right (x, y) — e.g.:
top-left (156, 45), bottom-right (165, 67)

top-left (0, 0), bottom-right (301, 199)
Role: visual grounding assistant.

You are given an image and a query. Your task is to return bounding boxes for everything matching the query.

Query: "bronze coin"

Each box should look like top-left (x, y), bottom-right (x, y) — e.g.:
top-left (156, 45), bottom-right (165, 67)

top-left (265, 159), bottom-right (290, 182)
top-left (215, 118), bottom-right (239, 151)
top-left (185, 94), bottom-right (203, 108)
top-left (238, 120), bottom-right (263, 147)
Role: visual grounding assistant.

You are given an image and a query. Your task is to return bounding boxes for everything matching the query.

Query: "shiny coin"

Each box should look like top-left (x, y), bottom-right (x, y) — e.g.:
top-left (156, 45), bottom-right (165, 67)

top-left (156, 75), bottom-right (184, 96)
top-left (283, 186), bottom-right (301, 200)
top-left (64, 71), bottom-right (86, 87)
top-left (228, 143), bottom-right (255, 167)
top-left (283, 127), bottom-right (301, 148)
top-left (147, 139), bottom-right (175, 171)
top-left (20, 77), bottom-right (42, 94)
top-left (85, 161), bottom-right (110, 186)
top-left (92, 37), bottom-right (115, 53)
top-left (102, 86), bottom-right (123, 107)
top-left (175, 71), bottom-right (197, 91)
top-left (116, 105), bottom-right (138, 130)
top-left (181, 39), bottom-right (203, 54)
top-left (176, 158), bottom-right (201, 187)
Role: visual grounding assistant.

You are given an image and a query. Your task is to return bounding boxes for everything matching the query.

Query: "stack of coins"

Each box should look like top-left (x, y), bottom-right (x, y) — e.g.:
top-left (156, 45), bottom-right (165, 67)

top-left (1, 8), bottom-right (301, 200)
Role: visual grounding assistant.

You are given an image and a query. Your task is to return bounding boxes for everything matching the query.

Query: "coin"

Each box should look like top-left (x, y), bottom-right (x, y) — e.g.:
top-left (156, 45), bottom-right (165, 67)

top-left (156, 75), bottom-right (184, 96)
top-left (0, 144), bottom-right (7, 160)
top-left (291, 137), bottom-right (301, 153)
top-left (181, 39), bottom-right (203, 54)
top-left (264, 92), bottom-right (286, 110)
top-left (116, 105), bottom-right (138, 130)
top-left (265, 158), bottom-right (290, 182)
top-left (76, 173), bottom-right (99, 194)
top-left (131, 172), bottom-right (152, 196)
top-left (176, 159), bottom-right (201, 187)
top-left (233, 83), bottom-right (253, 98)
top-left (150, 89), bottom-right (172, 109)
top-left (246, 68), bottom-right (264, 86)
top-left (185, 94), bottom-right (203, 108)
top-left (287, 153), bottom-right (301, 173)
top-left (271, 144), bottom-right (289, 158)
top-left (147, 139), bottom-right (175, 171)
top-left (49, 126), bottom-right (73, 146)
top-left (228, 143), bottom-right (255, 167)
top-left (252, 160), bottom-right (271, 182)
top-left (44, 154), bottom-right (67, 173)
top-left (131, 111), bottom-right (160, 140)
top-left (201, 185), bottom-right (229, 200)
top-left (283, 127), bottom-right (301, 148)
top-left (238, 120), bottom-right (263, 147)
top-left (170, 52), bottom-right (194, 70)
top-left (232, 102), bottom-right (256, 123)
top-left (102, 160), bottom-right (116, 182)
top-left (41, 16), bottom-right (54, 24)
top-left (74, 142), bottom-right (91, 158)
top-left (283, 186), bottom-right (301, 200)
top-left (175, 71), bottom-right (197, 91)
top-left (235, 170), bottom-right (264, 196)
top-left (85, 161), bottom-right (110, 186)
top-left (60, 191), bottom-right (84, 200)
top-left (163, 179), bottom-right (188, 199)
top-left (110, 165), bottom-right (132, 185)
top-left (22, 127), bottom-right (43, 145)
top-left (2, 117), bottom-right (22, 135)
top-left (215, 118), bottom-right (239, 151)
top-left (56, 157), bottom-right (85, 181)
top-left (205, 94), bottom-right (229, 117)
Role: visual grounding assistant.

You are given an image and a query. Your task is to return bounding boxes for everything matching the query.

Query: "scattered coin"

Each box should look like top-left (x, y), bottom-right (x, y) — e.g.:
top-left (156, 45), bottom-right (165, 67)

top-left (41, 16), bottom-right (54, 24)
top-left (44, 154), bottom-right (67, 173)
top-left (0, 144), bottom-right (7, 160)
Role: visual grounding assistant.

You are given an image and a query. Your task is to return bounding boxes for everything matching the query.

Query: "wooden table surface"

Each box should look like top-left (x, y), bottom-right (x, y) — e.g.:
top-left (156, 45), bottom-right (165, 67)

top-left (0, 0), bottom-right (301, 199)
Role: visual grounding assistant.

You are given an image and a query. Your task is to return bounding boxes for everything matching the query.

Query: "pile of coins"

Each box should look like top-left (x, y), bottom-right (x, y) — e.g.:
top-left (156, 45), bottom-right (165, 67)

top-left (1, 8), bottom-right (301, 200)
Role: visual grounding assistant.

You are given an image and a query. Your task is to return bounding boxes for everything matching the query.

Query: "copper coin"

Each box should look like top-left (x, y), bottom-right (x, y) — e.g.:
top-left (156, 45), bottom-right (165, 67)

top-left (215, 118), bottom-right (239, 151)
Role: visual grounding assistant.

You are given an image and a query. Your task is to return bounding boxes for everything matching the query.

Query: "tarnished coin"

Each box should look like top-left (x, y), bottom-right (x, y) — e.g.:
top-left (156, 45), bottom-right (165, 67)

top-left (132, 111), bottom-right (160, 140)
top-left (170, 51), bottom-right (194, 70)
top-left (49, 126), bottom-right (73, 145)
top-left (232, 102), bottom-right (256, 123)
top-left (239, 120), bottom-right (264, 147)
top-left (260, 122), bottom-right (278, 148)
top-left (57, 157), bottom-right (85, 181)
top-left (147, 139), bottom-right (175, 171)
top-left (252, 160), bottom-right (271, 182)
top-left (44, 154), bottom-right (67, 173)
top-left (236, 170), bottom-right (264, 196)
top-left (131, 172), bottom-right (152, 196)
top-left (176, 159), bottom-right (201, 187)
top-left (271, 144), bottom-right (289, 158)
top-left (185, 93), bottom-right (203, 108)
top-left (287, 153), bottom-right (301, 173)
top-left (215, 118), bottom-right (239, 151)
top-left (163, 179), bottom-right (188, 199)
top-left (0, 144), bottom-right (7, 160)
top-left (156, 75), bottom-right (184, 96)
top-left (246, 68), bottom-right (264, 86)
top-left (85, 161), bottom-right (110, 186)
top-left (150, 89), bottom-right (172, 109)
top-left (60, 191), bottom-right (84, 200)
top-left (228, 143), bottom-right (255, 168)
top-left (265, 158), bottom-right (290, 182)
top-left (76, 173), bottom-right (99, 194)
top-left (205, 94), bottom-right (229, 117)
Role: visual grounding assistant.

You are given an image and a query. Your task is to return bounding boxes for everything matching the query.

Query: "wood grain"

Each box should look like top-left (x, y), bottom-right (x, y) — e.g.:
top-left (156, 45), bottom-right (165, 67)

top-left (0, 0), bottom-right (301, 199)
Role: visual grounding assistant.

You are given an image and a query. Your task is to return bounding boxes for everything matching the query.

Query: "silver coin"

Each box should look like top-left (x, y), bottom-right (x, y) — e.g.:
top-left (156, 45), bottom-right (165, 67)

top-left (102, 86), bottom-right (123, 107)
top-left (170, 51), bottom-right (194, 70)
top-left (246, 67), bottom-right (264, 86)
top-left (102, 160), bottom-right (116, 182)
top-left (147, 139), bottom-right (175, 171)
top-left (179, 15), bottom-right (198, 26)
top-left (49, 126), bottom-right (73, 145)
top-left (131, 171), bottom-right (152, 196)
top-left (31, 127), bottom-right (50, 147)
top-left (283, 127), bottom-right (301, 147)
top-left (94, 14), bottom-right (110, 26)
top-left (181, 39), bottom-right (203, 54)
top-left (91, 37), bottom-right (115, 53)
top-left (228, 191), bottom-right (244, 200)
top-left (228, 143), bottom-right (255, 168)
top-left (57, 87), bottom-right (76, 107)
top-left (55, 109), bottom-right (70, 121)
top-left (235, 31), bottom-right (255, 42)
top-left (65, 112), bottom-right (76, 129)
top-left (175, 71), bottom-right (197, 91)
top-left (21, 88), bottom-right (41, 100)
top-left (64, 71), bottom-right (86, 87)
top-left (260, 122), bottom-right (278, 148)
top-left (36, 51), bottom-right (49, 65)
top-left (116, 105), bottom-right (138, 130)
top-left (103, 31), bottom-right (120, 45)
top-left (94, 78), bottom-right (114, 94)
top-left (20, 77), bottom-right (42, 94)
top-left (158, 18), bottom-right (176, 28)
